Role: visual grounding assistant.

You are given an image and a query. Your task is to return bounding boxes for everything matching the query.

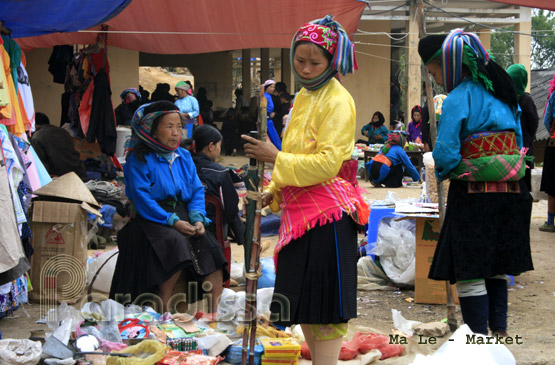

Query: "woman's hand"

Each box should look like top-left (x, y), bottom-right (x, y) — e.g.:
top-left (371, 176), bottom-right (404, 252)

top-left (241, 134), bottom-right (279, 164)
top-left (193, 221), bottom-right (205, 236)
top-left (242, 192), bottom-right (274, 216)
top-left (173, 220), bottom-right (197, 236)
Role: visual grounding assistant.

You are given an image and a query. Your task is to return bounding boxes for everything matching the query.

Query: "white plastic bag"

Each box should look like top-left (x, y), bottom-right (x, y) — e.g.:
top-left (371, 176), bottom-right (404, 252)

top-left (369, 218), bottom-right (416, 287)
top-left (410, 324), bottom-right (516, 365)
top-left (0, 339), bottom-right (42, 364)
top-left (392, 309), bottom-right (421, 336)
top-left (86, 248), bottom-right (119, 293)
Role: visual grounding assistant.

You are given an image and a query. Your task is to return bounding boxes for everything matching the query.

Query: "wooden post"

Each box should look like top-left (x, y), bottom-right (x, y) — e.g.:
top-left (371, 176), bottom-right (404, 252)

top-left (418, 0), bottom-right (457, 332)
top-left (406, 0), bottom-right (422, 128)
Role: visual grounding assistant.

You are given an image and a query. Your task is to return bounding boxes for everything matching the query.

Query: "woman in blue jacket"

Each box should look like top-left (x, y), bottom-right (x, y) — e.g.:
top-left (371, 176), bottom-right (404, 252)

top-left (365, 133), bottom-right (420, 187)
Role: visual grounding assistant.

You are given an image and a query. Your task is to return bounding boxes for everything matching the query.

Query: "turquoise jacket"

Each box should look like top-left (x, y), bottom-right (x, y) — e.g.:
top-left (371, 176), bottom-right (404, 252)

top-left (433, 79), bottom-right (522, 180)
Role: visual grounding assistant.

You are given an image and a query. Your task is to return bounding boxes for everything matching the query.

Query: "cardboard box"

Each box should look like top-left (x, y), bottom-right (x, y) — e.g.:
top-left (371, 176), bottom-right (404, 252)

top-left (29, 200), bottom-right (91, 303)
top-left (414, 217), bottom-right (458, 304)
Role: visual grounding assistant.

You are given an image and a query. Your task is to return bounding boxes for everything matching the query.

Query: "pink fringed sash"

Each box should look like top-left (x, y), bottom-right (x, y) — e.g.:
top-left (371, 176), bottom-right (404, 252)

top-left (274, 160), bottom-right (369, 264)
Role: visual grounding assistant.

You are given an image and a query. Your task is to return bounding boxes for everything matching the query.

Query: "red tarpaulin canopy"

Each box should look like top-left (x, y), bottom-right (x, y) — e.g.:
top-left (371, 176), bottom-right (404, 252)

top-left (489, 0), bottom-right (555, 11)
top-left (16, 0), bottom-right (366, 54)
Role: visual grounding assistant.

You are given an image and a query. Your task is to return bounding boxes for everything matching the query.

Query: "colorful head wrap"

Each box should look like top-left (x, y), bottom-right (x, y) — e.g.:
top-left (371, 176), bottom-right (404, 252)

top-left (381, 132), bottom-right (404, 155)
top-left (291, 15), bottom-right (357, 90)
top-left (419, 29), bottom-right (517, 108)
top-left (120, 88), bottom-right (141, 102)
top-left (176, 81), bottom-right (193, 95)
top-left (127, 101), bottom-right (182, 155)
top-left (411, 105), bottom-right (422, 125)
top-left (506, 64), bottom-right (528, 99)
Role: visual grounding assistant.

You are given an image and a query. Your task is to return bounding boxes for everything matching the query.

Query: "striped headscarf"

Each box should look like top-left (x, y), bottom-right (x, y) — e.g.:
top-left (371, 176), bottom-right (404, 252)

top-left (441, 29), bottom-right (490, 93)
top-left (291, 15), bottom-right (357, 91)
top-left (127, 102), bottom-right (182, 155)
top-left (419, 29), bottom-right (517, 108)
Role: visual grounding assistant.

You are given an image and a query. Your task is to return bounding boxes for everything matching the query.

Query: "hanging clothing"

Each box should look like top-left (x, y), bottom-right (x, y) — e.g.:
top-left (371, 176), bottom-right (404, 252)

top-left (86, 68), bottom-right (117, 156)
top-left (0, 126), bottom-right (25, 227)
top-left (0, 136), bottom-right (29, 283)
top-left (48, 45), bottom-right (74, 84)
top-left (17, 62), bottom-right (35, 132)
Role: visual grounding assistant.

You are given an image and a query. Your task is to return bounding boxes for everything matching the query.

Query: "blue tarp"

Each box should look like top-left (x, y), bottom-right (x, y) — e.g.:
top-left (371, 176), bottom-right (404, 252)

top-left (0, 0), bottom-right (132, 38)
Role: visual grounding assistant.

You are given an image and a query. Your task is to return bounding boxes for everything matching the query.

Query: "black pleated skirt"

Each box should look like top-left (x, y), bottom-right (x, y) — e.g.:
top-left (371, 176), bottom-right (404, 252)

top-left (270, 213), bottom-right (358, 326)
top-left (540, 142), bottom-right (555, 196)
top-left (109, 204), bottom-right (229, 303)
top-left (429, 179), bottom-right (534, 284)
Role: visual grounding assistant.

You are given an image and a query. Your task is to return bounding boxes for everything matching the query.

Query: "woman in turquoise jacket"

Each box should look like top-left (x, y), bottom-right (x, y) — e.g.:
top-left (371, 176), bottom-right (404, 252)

top-left (357, 111), bottom-right (389, 145)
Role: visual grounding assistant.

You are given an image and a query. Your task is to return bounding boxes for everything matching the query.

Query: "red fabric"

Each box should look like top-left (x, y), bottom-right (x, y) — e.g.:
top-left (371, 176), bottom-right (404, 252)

top-left (78, 80), bottom-right (95, 135)
top-left (489, 0), bottom-right (555, 11)
top-left (15, 0), bottom-right (365, 54)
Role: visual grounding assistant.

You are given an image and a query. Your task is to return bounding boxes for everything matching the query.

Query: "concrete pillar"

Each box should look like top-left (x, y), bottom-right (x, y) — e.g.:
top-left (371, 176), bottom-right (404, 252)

top-left (479, 29), bottom-right (491, 53)
top-left (406, 0), bottom-right (422, 126)
top-left (242, 49), bottom-right (252, 98)
top-left (260, 48), bottom-right (270, 83)
top-left (281, 48), bottom-right (295, 94)
top-left (514, 8), bottom-right (532, 93)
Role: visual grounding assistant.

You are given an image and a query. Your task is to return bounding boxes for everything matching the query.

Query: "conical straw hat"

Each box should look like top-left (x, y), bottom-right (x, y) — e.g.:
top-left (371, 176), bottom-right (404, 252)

top-left (34, 172), bottom-right (100, 208)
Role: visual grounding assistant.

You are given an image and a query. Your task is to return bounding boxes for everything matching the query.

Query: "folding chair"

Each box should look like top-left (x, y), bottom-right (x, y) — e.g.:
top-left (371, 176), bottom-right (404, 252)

top-left (205, 193), bottom-right (231, 288)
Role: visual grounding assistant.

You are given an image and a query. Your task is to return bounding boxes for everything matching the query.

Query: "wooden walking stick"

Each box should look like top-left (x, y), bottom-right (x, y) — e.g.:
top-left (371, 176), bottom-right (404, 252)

top-left (417, 0), bottom-right (457, 331)
top-left (241, 86), bottom-right (267, 365)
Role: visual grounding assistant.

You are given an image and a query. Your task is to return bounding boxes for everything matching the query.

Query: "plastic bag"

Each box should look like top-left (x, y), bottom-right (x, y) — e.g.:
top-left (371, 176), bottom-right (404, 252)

top-left (391, 309), bottom-right (421, 337)
top-left (369, 218), bottom-right (416, 287)
top-left (258, 257), bottom-right (276, 288)
top-left (216, 288), bottom-right (237, 322)
top-left (0, 339), bottom-right (42, 364)
top-left (86, 248), bottom-right (119, 293)
top-left (410, 324), bottom-right (515, 365)
top-left (107, 339), bottom-right (168, 365)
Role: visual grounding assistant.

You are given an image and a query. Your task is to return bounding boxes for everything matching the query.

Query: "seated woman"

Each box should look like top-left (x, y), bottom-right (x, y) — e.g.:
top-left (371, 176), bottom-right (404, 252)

top-left (115, 88), bottom-right (142, 126)
top-left (191, 125), bottom-right (245, 245)
top-left (365, 133), bottom-right (420, 188)
top-left (110, 101), bottom-right (228, 317)
top-left (357, 111), bottom-right (389, 145)
top-left (407, 105), bottom-right (424, 145)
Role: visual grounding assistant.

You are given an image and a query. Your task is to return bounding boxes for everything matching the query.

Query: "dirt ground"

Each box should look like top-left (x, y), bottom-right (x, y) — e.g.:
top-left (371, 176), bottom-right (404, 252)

top-left (1, 155), bottom-right (554, 364)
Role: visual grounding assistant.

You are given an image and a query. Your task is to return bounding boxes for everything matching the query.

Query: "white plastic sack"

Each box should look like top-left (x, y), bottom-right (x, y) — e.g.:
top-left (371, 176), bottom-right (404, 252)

top-left (369, 218), bottom-right (416, 287)
top-left (410, 324), bottom-right (516, 365)
top-left (218, 287), bottom-right (274, 322)
top-left (86, 248), bottom-right (119, 293)
top-left (0, 339), bottom-right (42, 365)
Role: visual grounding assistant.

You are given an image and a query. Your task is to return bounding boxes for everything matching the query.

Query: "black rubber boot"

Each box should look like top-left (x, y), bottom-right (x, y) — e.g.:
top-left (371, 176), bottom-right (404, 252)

top-left (486, 278), bottom-right (508, 334)
top-left (458, 294), bottom-right (489, 335)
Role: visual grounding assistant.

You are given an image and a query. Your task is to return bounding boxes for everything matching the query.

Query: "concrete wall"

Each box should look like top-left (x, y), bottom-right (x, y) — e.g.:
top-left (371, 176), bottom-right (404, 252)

top-left (140, 52), bottom-right (233, 112)
top-left (342, 20), bottom-right (391, 140)
top-left (25, 47), bottom-right (139, 126)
